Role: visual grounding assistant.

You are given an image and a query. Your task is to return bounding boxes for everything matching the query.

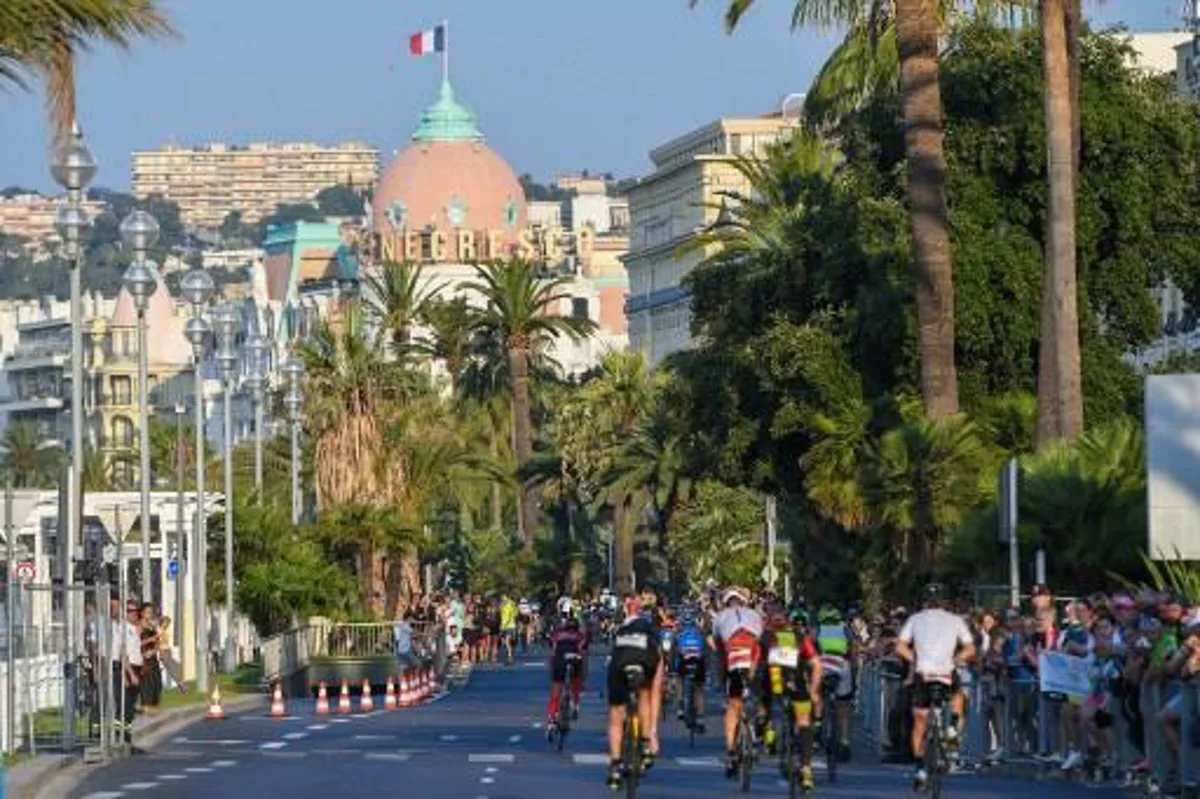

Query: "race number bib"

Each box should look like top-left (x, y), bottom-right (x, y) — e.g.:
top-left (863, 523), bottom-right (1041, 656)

top-left (728, 646), bottom-right (754, 671)
top-left (768, 647), bottom-right (799, 668)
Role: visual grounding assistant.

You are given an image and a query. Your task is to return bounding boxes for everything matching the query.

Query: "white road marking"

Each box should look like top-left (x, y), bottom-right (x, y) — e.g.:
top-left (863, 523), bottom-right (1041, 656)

top-left (364, 752), bottom-right (411, 762)
top-left (439, 734), bottom-right (459, 742)
top-left (354, 734), bottom-right (396, 741)
top-left (170, 738), bottom-right (248, 746)
top-left (282, 732), bottom-right (308, 740)
top-left (507, 734), bottom-right (521, 743)
top-left (157, 775), bottom-right (187, 781)
top-left (469, 754), bottom-right (515, 764)
top-left (121, 782), bottom-right (159, 791)
top-left (530, 722), bottom-right (543, 729)
top-left (331, 718), bottom-right (351, 724)
top-left (307, 724), bottom-right (329, 731)
top-left (480, 777), bottom-right (495, 784)
top-left (210, 760), bottom-right (237, 768)
top-left (184, 767), bottom-right (213, 774)
top-left (486, 767), bottom-right (498, 773)
top-left (260, 741), bottom-right (288, 750)
top-left (676, 756), bottom-right (723, 768)
top-left (573, 753), bottom-right (610, 765)
top-left (82, 793), bottom-right (125, 799)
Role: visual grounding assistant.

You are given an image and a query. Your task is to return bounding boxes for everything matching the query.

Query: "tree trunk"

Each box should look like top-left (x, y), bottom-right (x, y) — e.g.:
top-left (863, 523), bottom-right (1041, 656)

top-left (361, 540), bottom-right (387, 617)
top-left (1036, 0), bottom-right (1084, 447)
top-left (895, 0), bottom-right (959, 419)
top-left (508, 345), bottom-right (538, 545)
top-left (614, 491), bottom-right (635, 596)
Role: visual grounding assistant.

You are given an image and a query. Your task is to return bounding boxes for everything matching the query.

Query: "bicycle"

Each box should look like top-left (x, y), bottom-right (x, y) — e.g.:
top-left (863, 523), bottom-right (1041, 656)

top-left (552, 653), bottom-right (582, 752)
top-left (620, 664), bottom-right (647, 799)
top-left (732, 669), bottom-right (758, 793)
top-left (918, 680), bottom-right (953, 799)
top-left (679, 658), bottom-right (701, 748)
top-left (820, 678), bottom-right (839, 784)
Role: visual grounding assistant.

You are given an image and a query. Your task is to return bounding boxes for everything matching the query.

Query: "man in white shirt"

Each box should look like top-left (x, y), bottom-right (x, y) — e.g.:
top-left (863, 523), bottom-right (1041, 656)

top-left (709, 587), bottom-right (765, 777)
top-left (896, 583), bottom-right (975, 790)
top-left (110, 599), bottom-right (143, 745)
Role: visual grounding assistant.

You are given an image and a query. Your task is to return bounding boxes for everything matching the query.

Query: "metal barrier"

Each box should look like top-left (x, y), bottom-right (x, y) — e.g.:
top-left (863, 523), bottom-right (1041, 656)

top-left (855, 658), bottom-right (1200, 792)
top-left (262, 619), bottom-right (445, 683)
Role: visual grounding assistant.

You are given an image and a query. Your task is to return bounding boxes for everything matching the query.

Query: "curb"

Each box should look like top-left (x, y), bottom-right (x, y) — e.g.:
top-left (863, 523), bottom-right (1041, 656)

top-left (14, 693), bottom-right (264, 799)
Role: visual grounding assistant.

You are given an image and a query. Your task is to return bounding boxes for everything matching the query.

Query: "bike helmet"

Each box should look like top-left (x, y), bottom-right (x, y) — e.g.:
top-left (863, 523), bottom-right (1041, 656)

top-left (722, 587), bottom-right (748, 606)
top-left (789, 606), bottom-right (811, 627)
top-left (818, 605), bottom-right (843, 625)
top-left (922, 582), bottom-right (946, 604)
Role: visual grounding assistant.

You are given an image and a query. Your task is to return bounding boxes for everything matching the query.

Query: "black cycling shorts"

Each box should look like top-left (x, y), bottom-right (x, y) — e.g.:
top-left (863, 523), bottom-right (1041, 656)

top-left (912, 674), bottom-right (958, 710)
top-left (551, 652), bottom-right (584, 683)
top-left (608, 651), bottom-right (658, 707)
top-left (674, 652), bottom-right (706, 684)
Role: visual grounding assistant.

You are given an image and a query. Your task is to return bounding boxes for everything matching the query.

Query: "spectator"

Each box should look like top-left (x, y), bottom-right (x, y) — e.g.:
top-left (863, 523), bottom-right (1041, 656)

top-left (157, 615), bottom-right (186, 694)
top-left (1158, 615), bottom-right (1200, 791)
top-left (138, 603), bottom-right (163, 713)
top-left (393, 610), bottom-right (414, 667)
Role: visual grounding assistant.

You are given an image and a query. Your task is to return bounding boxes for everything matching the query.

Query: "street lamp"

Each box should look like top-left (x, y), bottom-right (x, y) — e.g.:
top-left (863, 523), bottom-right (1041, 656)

top-left (120, 209), bottom-right (159, 605)
top-left (51, 122), bottom-right (97, 755)
top-left (281, 356), bottom-right (304, 526)
top-left (210, 304), bottom-right (239, 674)
top-left (172, 402), bottom-right (186, 649)
top-left (243, 335), bottom-right (270, 503)
top-left (180, 267), bottom-right (214, 693)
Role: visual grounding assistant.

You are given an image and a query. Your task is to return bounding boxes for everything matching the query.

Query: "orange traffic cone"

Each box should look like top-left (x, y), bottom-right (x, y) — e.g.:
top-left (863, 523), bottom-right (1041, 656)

top-left (399, 671), bottom-right (412, 708)
top-left (360, 678), bottom-right (375, 712)
top-left (315, 681), bottom-right (330, 715)
top-left (384, 676), bottom-right (397, 711)
top-left (269, 682), bottom-right (287, 718)
top-left (338, 679), bottom-right (352, 714)
top-left (206, 685), bottom-right (226, 720)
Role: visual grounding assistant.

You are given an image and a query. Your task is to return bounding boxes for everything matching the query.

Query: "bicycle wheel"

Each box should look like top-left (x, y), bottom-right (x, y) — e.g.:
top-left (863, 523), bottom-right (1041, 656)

top-left (683, 678), bottom-right (696, 749)
top-left (557, 667), bottom-right (572, 751)
top-left (739, 714), bottom-right (754, 793)
top-left (824, 696), bottom-right (838, 783)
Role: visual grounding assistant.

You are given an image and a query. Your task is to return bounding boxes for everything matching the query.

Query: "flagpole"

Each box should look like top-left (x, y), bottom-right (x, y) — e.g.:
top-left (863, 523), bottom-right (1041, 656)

top-left (442, 19), bottom-right (449, 84)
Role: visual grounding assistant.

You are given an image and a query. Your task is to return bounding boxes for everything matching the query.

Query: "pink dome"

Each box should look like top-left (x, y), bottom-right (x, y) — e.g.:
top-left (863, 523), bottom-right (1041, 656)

top-left (372, 80), bottom-right (527, 260)
top-left (110, 266), bottom-right (191, 366)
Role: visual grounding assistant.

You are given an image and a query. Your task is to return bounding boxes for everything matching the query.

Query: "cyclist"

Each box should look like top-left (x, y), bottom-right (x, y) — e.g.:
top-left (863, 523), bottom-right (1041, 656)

top-left (815, 605), bottom-right (854, 761)
top-left (500, 594), bottom-right (519, 665)
top-left (896, 583), bottom-right (976, 791)
top-left (546, 613), bottom-right (588, 734)
top-left (759, 606), bottom-right (817, 755)
top-left (605, 599), bottom-right (661, 790)
top-left (673, 604), bottom-right (708, 733)
top-left (770, 606), bottom-right (823, 791)
top-left (710, 586), bottom-right (765, 778)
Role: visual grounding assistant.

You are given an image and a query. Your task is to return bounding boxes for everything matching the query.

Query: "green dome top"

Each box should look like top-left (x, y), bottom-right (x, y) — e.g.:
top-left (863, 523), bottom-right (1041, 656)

top-left (412, 79), bottom-right (485, 143)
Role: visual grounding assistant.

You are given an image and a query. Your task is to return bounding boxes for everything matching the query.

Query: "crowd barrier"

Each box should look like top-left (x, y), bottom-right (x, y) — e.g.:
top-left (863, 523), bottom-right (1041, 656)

top-left (855, 658), bottom-right (1200, 794)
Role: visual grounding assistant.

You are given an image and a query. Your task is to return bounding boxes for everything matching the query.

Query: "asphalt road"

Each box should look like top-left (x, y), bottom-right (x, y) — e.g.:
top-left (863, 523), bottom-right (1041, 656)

top-left (70, 655), bottom-right (1126, 798)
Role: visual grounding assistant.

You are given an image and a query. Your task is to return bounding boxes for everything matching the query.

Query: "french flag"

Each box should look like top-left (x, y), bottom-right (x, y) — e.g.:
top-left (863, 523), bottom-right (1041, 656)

top-left (410, 25), bottom-right (446, 56)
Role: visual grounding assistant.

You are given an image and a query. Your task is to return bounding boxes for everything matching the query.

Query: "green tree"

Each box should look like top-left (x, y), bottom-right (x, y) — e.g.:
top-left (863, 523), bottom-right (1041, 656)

top-left (360, 261), bottom-right (444, 361)
top-left (315, 184), bottom-right (365, 217)
top-left (668, 481), bottom-right (768, 591)
top-left (697, 0), bottom-right (960, 418)
top-left (464, 260), bottom-right (596, 546)
top-left (0, 422), bottom-right (61, 487)
top-left (0, 0), bottom-right (174, 141)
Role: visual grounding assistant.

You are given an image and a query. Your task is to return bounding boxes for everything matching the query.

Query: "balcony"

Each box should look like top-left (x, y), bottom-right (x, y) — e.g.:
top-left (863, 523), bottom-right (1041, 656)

top-left (0, 395), bottom-right (64, 413)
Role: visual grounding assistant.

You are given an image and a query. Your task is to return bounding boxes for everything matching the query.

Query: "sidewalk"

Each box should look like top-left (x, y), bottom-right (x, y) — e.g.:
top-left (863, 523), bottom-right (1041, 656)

top-left (6, 692), bottom-right (264, 799)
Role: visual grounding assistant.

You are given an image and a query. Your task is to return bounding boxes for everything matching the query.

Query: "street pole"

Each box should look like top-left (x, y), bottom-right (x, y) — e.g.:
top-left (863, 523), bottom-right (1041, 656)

top-left (174, 404), bottom-right (185, 649)
top-left (282, 355), bottom-right (304, 526)
top-left (181, 269), bottom-right (215, 693)
top-left (6, 479), bottom-right (15, 755)
top-left (212, 305), bottom-right (239, 674)
top-left (51, 124), bottom-right (96, 754)
top-left (243, 333), bottom-right (269, 506)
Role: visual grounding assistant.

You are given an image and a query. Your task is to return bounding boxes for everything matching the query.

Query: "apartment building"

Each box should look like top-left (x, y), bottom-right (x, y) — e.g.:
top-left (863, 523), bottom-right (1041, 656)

top-left (623, 114), bottom-right (798, 367)
top-left (0, 194), bottom-right (107, 259)
top-left (131, 141), bottom-right (379, 229)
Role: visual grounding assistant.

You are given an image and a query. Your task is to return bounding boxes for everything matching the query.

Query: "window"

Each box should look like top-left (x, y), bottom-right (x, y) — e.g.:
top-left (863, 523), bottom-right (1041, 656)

top-left (111, 416), bottom-right (134, 448)
top-left (571, 298), bottom-right (589, 320)
top-left (112, 376), bottom-right (132, 405)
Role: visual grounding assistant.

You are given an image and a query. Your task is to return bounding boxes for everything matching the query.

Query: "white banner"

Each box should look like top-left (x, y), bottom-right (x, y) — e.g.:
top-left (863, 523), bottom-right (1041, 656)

top-left (1038, 650), bottom-right (1091, 698)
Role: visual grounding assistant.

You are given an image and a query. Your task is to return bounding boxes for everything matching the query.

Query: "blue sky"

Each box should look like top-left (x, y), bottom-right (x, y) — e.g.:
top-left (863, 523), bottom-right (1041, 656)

top-left (0, 0), bottom-right (1181, 193)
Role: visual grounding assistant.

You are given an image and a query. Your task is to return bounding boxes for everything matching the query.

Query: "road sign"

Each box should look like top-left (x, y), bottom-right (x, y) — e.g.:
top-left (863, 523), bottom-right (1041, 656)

top-left (15, 561), bottom-right (35, 582)
top-left (761, 562), bottom-right (779, 587)
top-left (167, 560), bottom-right (180, 581)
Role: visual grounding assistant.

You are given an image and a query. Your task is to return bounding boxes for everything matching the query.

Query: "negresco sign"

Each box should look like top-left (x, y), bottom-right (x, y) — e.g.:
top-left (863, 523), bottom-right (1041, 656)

top-left (371, 225), bottom-right (595, 263)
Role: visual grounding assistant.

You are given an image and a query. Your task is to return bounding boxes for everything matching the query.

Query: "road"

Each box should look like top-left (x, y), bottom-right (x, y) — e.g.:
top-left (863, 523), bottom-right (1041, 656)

top-left (70, 654), bottom-right (1123, 798)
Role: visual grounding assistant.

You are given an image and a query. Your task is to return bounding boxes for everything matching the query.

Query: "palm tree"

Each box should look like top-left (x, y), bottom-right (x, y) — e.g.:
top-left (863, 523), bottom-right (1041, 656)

top-left (697, 0), bottom-right (960, 418)
top-left (1036, 0), bottom-right (1083, 445)
top-left (360, 261), bottom-right (444, 362)
top-left (0, 0), bottom-right (175, 141)
top-left (0, 422), bottom-right (61, 487)
top-left (424, 296), bottom-right (475, 392)
top-left (464, 260), bottom-right (597, 546)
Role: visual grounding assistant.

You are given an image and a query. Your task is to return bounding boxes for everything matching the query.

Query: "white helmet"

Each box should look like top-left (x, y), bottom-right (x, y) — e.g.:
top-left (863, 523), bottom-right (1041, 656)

top-left (722, 587), bottom-right (748, 606)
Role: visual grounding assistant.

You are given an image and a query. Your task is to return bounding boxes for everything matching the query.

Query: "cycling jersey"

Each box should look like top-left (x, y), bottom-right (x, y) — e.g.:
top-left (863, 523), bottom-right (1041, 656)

top-left (676, 624), bottom-right (706, 659)
top-left (500, 601), bottom-right (518, 631)
top-left (817, 624), bottom-right (850, 657)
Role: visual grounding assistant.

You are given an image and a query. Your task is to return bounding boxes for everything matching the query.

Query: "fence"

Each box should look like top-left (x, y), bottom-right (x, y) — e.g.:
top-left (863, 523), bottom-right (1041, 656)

top-left (262, 619), bottom-right (446, 684)
top-left (855, 657), bottom-right (1200, 792)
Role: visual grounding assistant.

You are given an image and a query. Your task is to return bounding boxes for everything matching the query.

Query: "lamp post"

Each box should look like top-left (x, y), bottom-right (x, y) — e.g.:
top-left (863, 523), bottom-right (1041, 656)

top-left (173, 402), bottom-right (185, 649)
top-left (180, 268), bottom-right (214, 692)
top-left (211, 305), bottom-right (239, 674)
top-left (281, 356), bottom-right (304, 526)
top-left (120, 210), bottom-right (159, 605)
top-left (244, 335), bottom-right (270, 503)
top-left (51, 123), bottom-right (97, 754)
